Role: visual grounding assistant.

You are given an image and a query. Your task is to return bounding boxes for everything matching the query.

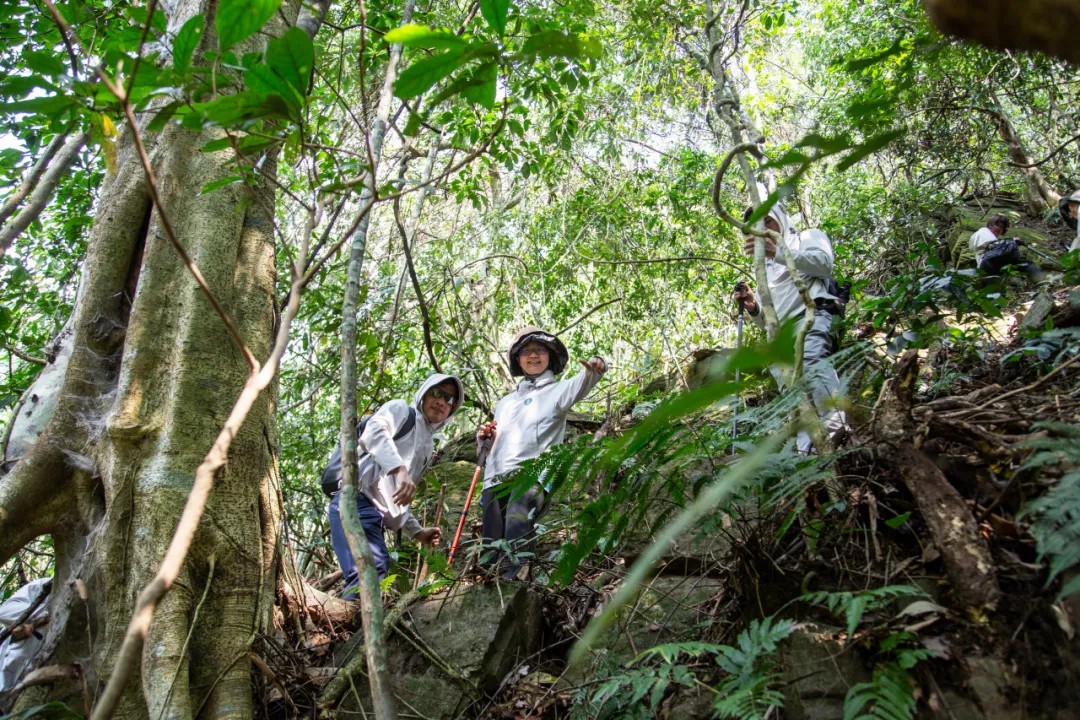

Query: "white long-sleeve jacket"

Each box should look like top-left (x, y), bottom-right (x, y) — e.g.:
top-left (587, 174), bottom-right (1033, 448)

top-left (483, 367), bottom-right (603, 490)
top-left (358, 373), bottom-right (463, 537)
top-left (749, 206), bottom-right (837, 328)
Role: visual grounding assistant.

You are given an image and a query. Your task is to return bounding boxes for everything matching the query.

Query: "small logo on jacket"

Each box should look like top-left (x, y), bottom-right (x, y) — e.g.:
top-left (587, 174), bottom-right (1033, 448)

top-left (523, 398), bottom-right (533, 406)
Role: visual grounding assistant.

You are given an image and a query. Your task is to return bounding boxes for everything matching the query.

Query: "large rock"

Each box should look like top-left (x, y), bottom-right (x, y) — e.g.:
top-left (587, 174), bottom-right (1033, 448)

top-left (338, 583), bottom-right (543, 718)
top-left (780, 625), bottom-right (870, 720)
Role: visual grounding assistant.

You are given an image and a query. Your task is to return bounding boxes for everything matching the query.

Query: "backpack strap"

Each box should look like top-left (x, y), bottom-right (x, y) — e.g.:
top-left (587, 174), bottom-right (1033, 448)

top-left (393, 407), bottom-right (417, 441)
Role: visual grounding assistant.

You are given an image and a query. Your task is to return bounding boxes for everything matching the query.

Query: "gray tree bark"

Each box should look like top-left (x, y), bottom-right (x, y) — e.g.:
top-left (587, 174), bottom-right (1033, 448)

top-left (0, 2), bottom-right (305, 718)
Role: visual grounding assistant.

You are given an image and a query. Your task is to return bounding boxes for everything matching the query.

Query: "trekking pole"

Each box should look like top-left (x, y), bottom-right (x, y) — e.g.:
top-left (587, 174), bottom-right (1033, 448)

top-left (448, 434), bottom-right (493, 566)
top-left (732, 282), bottom-right (746, 455)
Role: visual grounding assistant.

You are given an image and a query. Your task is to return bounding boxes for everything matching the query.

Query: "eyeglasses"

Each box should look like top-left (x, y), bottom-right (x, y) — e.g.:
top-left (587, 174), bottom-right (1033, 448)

top-left (519, 344), bottom-right (550, 357)
top-left (429, 387), bottom-right (457, 405)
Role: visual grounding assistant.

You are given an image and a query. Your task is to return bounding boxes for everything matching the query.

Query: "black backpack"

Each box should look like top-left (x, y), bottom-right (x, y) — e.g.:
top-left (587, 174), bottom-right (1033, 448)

top-left (320, 408), bottom-right (417, 497)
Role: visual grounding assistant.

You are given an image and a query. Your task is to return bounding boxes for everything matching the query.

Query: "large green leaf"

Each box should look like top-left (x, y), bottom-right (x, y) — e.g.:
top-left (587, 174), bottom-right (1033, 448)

top-left (479, 0), bottom-right (509, 35)
top-left (521, 30), bottom-right (601, 60)
top-left (384, 24), bottom-right (467, 50)
top-left (266, 26), bottom-right (313, 95)
top-left (23, 49), bottom-right (66, 77)
top-left (461, 61), bottom-right (497, 109)
top-left (173, 14), bottom-right (204, 73)
top-left (394, 48), bottom-right (467, 100)
top-left (215, 0), bottom-right (282, 50)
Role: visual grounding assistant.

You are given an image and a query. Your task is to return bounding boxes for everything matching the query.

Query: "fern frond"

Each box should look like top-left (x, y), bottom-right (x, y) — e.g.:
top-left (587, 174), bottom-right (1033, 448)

top-left (1018, 423), bottom-right (1080, 599)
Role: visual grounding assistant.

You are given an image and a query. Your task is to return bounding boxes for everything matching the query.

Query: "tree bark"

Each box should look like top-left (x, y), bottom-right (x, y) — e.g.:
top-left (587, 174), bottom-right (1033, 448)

top-left (0, 3), bottom-right (304, 718)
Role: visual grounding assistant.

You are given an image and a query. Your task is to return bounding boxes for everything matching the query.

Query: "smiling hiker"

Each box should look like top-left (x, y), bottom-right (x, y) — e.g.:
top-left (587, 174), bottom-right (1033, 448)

top-left (732, 205), bottom-right (849, 454)
top-left (476, 327), bottom-right (607, 580)
top-left (327, 373), bottom-right (463, 595)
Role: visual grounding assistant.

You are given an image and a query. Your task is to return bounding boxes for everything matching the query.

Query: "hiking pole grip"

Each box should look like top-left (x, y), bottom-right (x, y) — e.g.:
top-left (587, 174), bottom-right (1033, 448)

top-left (448, 435), bottom-right (493, 566)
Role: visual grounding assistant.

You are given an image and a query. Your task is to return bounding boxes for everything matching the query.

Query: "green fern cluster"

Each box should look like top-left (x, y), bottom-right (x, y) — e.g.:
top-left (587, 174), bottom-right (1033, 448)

top-left (710, 618), bottom-right (796, 720)
top-left (572, 618), bottom-right (796, 720)
top-left (844, 632), bottom-right (932, 720)
top-left (1018, 421), bottom-right (1080, 599)
top-left (800, 586), bottom-right (932, 720)
top-left (800, 585), bottom-right (928, 637)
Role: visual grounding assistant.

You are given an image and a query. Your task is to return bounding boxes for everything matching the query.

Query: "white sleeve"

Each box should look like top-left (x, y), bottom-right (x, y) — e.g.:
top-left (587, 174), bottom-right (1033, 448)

top-left (360, 400), bottom-right (410, 474)
top-left (553, 367), bottom-right (603, 415)
top-left (776, 229), bottom-right (833, 280)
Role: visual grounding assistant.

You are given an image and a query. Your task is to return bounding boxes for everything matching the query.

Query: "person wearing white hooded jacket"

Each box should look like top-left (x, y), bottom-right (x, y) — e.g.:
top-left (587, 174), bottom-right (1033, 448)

top-left (329, 372), bottom-right (463, 595)
top-left (732, 205), bottom-right (848, 453)
top-left (476, 327), bottom-right (606, 579)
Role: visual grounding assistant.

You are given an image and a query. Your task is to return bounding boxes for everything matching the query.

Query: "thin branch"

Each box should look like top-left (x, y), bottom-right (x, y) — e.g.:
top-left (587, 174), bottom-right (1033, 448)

top-left (3, 342), bottom-right (47, 366)
top-left (558, 297), bottom-right (623, 335)
top-left (1009, 131), bottom-right (1080, 168)
top-left (0, 133), bottom-right (88, 260)
top-left (394, 139), bottom-right (441, 373)
top-left (0, 132), bottom-right (70, 227)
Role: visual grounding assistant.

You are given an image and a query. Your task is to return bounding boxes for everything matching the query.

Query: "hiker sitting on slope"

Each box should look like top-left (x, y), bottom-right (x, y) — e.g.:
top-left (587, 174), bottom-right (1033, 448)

top-left (732, 204), bottom-right (848, 454)
top-left (328, 373), bottom-right (463, 595)
top-left (476, 327), bottom-right (606, 580)
top-left (969, 214), bottom-right (1042, 281)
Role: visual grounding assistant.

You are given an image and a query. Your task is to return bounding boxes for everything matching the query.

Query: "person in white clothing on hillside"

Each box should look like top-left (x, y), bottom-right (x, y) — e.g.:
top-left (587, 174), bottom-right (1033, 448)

top-left (732, 204), bottom-right (848, 454)
top-left (328, 373), bottom-right (463, 596)
top-left (969, 214), bottom-right (1041, 280)
top-left (476, 327), bottom-right (606, 579)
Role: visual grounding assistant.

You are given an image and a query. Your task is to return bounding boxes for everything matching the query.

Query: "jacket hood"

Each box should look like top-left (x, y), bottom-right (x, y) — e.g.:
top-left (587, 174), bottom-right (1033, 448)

top-left (508, 326), bottom-right (569, 377)
top-left (765, 204), bottom-right (793, 241)
top-left (413, 372), bottom-right (464, 430)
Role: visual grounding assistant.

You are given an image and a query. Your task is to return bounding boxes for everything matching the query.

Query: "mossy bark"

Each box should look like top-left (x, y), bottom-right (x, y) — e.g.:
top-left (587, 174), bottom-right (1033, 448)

top-left (0, 3), bottom-right (300, 717)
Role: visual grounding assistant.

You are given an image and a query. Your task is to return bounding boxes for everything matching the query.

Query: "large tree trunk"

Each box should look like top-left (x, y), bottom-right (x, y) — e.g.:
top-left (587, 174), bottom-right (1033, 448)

top-left (0, 3), bottom-right (301, 717)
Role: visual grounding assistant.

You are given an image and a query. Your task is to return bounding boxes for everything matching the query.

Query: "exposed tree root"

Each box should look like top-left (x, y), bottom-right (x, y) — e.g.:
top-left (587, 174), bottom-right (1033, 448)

top-left (872, 350), bottom-right (1000, 611)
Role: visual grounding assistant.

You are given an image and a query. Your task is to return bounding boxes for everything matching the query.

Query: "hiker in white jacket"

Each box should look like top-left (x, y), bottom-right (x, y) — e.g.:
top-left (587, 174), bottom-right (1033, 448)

top-left (329, 372), bottom-right (463, 595)
top-left (476, 327), bottom-right (606, 579)
top-left (732, 205), bottom-right (848, 453)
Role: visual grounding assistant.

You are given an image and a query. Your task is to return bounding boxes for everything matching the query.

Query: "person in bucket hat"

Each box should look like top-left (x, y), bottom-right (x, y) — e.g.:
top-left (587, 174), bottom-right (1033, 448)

top-left (476, 327), bottom-right (605, 579)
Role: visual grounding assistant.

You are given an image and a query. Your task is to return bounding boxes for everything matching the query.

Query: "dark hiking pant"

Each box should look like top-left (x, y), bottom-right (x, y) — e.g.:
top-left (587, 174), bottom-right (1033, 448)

top-left (481, 480), bottom-right (546, 580)
top-left (328, 491), bottom-right (391, 597)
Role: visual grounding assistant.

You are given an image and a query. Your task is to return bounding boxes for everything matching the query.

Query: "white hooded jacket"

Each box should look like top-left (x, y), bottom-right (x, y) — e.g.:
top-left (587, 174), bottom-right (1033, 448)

top-left (358, 373), bottom-right (463, 537)
top-left (749, 205), bottom-right (837, 328)
top-left (483, 367), bottom-right (603, 489)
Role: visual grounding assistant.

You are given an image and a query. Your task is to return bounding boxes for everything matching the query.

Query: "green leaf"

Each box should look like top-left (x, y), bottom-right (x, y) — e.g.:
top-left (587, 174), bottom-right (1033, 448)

top-left (835, 129), bottom-right (904, 172)
top-left (245, 64), bottom-right (298, 107)
top-left (479, 0), bottom-right (509, 35)
top-left (266, 27), bottom-right (314, 95)
top-left (0, 305), bottom-right (12, 332)
top-left (521, 30), bottom-right (601, 60)
top-left (201, 175), bottom-right (244, 194)
top-left (23, 49), bottom-right (66, 77)
top-left (394, 48), bottom-right (466, 99)
top-left (845, 39), bottom-right (905, 73)
top-left (215, 0), bottom-right (282, 50)
top-left (173, 15), bottom-right (204, 73)
top-left (460, 62), bottom-right (498, 109)
top-left (884, 512), bottom-right (911, 529)
top-left (384, 24), bottom-right (467, 50)
top-left (0, 95), bottom-right (78, 118)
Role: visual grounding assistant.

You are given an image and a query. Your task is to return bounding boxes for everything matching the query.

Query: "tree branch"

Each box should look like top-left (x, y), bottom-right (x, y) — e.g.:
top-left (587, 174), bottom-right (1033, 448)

top-left (0, 132), bottom-right (70, 227)
top-left (0, 132), bottom-right (88, 261)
